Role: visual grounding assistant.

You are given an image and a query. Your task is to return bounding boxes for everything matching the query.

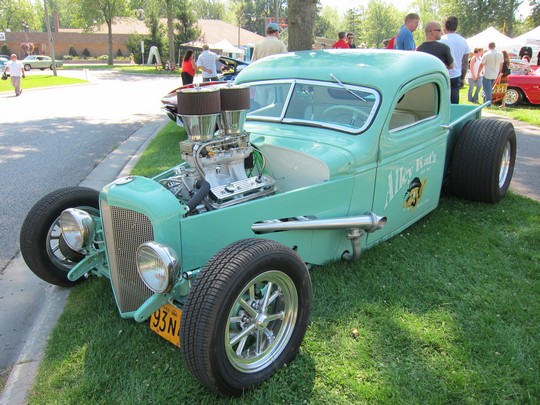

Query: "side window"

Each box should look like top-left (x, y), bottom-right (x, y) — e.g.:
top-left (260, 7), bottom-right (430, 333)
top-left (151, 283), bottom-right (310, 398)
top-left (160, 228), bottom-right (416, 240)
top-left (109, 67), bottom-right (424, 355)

top-left (389, 83), bottom-right (438, 131)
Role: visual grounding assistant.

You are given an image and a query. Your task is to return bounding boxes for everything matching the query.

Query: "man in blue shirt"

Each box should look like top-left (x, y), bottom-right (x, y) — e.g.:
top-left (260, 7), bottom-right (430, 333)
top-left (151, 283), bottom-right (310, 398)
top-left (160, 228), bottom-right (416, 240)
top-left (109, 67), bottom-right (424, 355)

top-left (395, 13), bottom-right (420, 50)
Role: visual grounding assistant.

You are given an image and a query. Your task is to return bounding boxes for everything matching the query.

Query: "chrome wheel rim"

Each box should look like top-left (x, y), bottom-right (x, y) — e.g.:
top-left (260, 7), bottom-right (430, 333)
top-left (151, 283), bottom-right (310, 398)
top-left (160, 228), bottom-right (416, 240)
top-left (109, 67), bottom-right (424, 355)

top-left (225, 270), bottom-right (298, 373)
top-left (505, 89), bottom-right (518, 105)
top-left (499, 141), bottom-right (511, 188)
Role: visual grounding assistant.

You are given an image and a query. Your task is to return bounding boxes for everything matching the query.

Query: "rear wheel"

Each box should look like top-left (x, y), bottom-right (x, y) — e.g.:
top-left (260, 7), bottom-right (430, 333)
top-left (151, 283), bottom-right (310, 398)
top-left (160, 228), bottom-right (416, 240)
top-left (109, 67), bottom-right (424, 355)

top-left (180, 238), bottom-right (312, 396)
top-left (505, 88), bottom-right (524, 107)
top-left (449, 119), bottom-right (516, 203)
top-left (19, 187), bottom-right (100, 286)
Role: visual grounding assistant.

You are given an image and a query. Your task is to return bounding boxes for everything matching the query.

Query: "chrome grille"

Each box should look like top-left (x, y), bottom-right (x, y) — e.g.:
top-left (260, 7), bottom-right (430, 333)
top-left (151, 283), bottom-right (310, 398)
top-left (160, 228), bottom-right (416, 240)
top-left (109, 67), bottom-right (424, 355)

top-left (101, 202), bottom-right (154, 314)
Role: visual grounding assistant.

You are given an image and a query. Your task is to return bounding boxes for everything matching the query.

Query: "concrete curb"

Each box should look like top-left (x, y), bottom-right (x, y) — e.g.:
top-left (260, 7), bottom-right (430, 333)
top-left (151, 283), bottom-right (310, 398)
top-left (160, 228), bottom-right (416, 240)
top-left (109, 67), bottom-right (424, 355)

top-left (0, 117), bottom-right (168, 405)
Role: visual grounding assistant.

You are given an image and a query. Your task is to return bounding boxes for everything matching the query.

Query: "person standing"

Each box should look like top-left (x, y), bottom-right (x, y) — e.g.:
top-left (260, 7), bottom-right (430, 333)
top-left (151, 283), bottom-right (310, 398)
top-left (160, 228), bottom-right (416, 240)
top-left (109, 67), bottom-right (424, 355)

top-left (479, 42), bottom-right (503, 106)
top-left (440, 16), bottom-right (469, 104)
top-left (417, 21), bottom-right (454, 69)
top-left (181, 49), bottom-right (196, 85)
top-left (332, 31), bottom-right (350, 49)
top-left (467, 48), bottom-right (484, 103)
top-left (3, 54), bottom-right (25, 96)
top-left (395, 13), bottom-right (420, 50)
top-left (347, 33), bottom-right (357, 49)
top-left (196, 44), bottom-right (219, 82)
top-left (492, 50), bottom-right (511, 107)
top-left (251, 22), bottom-right (287, 62)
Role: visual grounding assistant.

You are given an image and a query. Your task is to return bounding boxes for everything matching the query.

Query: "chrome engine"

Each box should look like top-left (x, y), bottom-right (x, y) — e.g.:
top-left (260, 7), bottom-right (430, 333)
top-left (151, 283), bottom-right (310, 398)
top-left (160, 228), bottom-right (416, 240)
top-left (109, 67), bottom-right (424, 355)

top-left (159, 85), bottom-right (276, 214)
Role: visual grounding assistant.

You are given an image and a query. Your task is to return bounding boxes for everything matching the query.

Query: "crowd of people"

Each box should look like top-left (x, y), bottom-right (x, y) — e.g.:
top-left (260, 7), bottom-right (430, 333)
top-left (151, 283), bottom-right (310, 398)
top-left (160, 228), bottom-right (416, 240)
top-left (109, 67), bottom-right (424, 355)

top-left (174, 17), bottom-right (536, 109)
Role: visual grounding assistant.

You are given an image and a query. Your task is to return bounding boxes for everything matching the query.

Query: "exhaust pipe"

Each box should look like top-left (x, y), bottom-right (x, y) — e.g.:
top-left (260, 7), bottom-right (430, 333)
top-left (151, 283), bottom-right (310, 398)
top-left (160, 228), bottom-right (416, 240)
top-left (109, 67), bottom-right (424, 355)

top-left (251, 212), bottom-right (386, 262)
top-left (251, 212), bottom-right (386, 234)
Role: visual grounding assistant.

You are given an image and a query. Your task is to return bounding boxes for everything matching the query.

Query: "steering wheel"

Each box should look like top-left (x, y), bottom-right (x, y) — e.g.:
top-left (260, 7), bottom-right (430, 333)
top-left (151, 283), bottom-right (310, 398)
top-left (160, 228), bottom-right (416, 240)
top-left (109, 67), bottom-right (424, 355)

top-left (321, 105), bottom-right (370, 126)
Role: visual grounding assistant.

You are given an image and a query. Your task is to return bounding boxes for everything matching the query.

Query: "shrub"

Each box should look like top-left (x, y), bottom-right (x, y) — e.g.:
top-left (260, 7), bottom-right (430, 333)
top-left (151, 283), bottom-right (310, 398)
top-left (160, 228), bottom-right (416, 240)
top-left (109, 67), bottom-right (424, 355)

top-left (116, 48), bottom-right (123, 57)
top-left (68, 46), bottom-right (78, 57)
top-left (82, 48), bottom-right (91, 58)
top-left (97, 55), bottom-right (108, 60)
top-left (1, 44), bottom-right (11, 55)
top-left (62, 55), bottom-right (73, 60)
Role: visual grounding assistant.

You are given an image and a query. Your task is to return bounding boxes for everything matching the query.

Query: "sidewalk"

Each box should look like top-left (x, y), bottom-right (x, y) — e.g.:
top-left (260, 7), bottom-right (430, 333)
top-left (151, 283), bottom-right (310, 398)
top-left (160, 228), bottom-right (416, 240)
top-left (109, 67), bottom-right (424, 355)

top-left (0, 117), bottom-right (168, 405)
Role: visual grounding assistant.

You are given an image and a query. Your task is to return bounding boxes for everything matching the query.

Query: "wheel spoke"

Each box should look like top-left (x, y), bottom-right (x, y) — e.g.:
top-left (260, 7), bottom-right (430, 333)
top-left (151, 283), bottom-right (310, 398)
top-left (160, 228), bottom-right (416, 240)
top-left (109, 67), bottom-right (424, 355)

top-left (266, 311), bottom-right (285, 322)
top-left (261, 281), bottom-right (273, 313)
top-left (230, 324), bottom-right (255, 346)
top-left (235, 335), bottom-right (249, 356)
top-left (239, 298), bottom-right (258, 318)
top-left (255, 329), bottom-right (263, 355)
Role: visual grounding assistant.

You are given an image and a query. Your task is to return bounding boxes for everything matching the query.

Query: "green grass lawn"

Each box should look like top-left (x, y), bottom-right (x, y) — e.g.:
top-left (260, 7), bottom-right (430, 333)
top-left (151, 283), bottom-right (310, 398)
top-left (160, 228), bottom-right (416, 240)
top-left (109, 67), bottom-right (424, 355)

top-left (0, 74), bottom-right (87, 93)
top-left (27, 124), bottom-right (540, 404)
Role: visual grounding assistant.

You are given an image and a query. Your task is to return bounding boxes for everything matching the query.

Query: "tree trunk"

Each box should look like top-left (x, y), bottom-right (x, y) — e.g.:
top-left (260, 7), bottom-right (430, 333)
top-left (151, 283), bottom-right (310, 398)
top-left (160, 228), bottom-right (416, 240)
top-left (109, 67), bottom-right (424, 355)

top-left (107, 20), bottom-right (113, 66)
top-left (167, 0), bottom-right (175, 68)
top-left (288, 0), bottom-right (317, 51)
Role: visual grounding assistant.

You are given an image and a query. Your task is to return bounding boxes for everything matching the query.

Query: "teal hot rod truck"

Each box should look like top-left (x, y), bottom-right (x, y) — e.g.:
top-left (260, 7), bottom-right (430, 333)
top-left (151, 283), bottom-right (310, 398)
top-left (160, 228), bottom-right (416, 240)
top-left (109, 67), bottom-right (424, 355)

top-left (20, 50), bottom-right (516, 396)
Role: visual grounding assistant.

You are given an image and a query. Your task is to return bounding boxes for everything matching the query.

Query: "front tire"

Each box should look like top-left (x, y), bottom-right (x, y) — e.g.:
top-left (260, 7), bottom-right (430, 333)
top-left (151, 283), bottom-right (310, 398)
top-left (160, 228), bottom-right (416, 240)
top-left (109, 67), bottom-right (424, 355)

top-left (505, 88), bottom-right (524, 107)
top-left (180, 238), bottom-right (312, 396)
top-left (449, 119), bottom-right (516, 203)
top-left (24, 64), bottom-right (31, 71)
top-left (19, 187), bottom-right (100, 287)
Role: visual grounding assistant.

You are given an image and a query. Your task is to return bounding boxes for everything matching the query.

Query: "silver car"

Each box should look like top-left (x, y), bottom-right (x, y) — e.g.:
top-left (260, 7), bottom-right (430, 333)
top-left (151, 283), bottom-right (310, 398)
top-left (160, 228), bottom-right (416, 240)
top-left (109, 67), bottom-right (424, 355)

top-left (22, 55), bottom-right (63, 71)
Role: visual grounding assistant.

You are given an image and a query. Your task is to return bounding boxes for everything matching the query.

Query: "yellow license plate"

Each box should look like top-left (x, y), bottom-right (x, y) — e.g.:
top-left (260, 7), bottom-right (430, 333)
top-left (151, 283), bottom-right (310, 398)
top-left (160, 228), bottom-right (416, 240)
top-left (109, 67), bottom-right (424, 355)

top-left (150, 303), bottom-right (182, 348)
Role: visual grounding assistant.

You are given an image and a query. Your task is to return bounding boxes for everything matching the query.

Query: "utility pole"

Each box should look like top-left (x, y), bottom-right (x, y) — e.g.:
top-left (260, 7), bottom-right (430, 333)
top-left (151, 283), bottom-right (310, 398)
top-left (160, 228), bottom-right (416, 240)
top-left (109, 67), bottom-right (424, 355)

top-left (43, 0), bottom-right (58, 76)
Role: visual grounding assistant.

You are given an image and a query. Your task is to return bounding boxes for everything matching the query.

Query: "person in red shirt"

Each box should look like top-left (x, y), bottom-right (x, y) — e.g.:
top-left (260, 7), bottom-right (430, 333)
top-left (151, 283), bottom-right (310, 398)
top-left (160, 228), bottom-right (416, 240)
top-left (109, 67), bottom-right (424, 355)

top-left (181, 49), bottom-right (196, 85)
top-left (332, 32), bottom-right (350, 49)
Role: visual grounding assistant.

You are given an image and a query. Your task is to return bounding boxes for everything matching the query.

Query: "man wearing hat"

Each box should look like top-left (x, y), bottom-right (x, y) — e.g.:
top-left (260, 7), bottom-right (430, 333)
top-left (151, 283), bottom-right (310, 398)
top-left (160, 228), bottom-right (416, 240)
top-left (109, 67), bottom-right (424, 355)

top-left (3, 54), bottom-right (26, 96)
top-left (251, 22), bottom-right (287, 62)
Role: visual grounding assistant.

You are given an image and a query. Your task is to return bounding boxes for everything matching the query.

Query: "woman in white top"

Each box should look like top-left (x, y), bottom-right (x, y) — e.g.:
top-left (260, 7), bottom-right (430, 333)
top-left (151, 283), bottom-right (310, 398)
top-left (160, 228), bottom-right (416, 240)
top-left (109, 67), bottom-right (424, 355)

top-left (467, 48), bottom-right (483, 103)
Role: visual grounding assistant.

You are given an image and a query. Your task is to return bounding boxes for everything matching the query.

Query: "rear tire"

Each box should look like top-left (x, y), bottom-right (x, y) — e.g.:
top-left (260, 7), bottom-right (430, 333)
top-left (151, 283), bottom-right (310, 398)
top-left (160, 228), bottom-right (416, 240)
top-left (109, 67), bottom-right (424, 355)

top-left (180, 238), bottom-right (312, 396)
top-left (505, 88), bottom-right (523, 107)
top-left (19, 187), bottom-right (100, 286)
top-left (449, 119), bottom-right (516, 203)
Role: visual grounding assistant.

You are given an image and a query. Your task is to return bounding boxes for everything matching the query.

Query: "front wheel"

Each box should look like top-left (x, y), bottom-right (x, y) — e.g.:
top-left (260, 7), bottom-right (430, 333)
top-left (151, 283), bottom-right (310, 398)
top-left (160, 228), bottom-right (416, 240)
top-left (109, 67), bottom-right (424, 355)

top-left (449, 119), bottom-right (516, 203)
top-left (180, 238), bottom-right (312, 396)
top-left (505, 88), bottom-right (524, 107)
top-left (19, 187), bottom-right (100, 287)
top-left (24, 64), bottom-right (31, 71)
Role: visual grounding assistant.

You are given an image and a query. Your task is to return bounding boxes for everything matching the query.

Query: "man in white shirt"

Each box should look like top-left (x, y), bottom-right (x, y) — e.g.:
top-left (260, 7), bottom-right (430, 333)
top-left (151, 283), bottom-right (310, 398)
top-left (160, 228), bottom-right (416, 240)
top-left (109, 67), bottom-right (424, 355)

top-left (440, 16), bottom-right (469, 104)
top-left (3, 54), bottom-right (26, 96)
top-left (479, 42), bottom-right (504, 105)
top-left (196, 44), bottom-right (219, 82)
top-left (251, 22), bottom-right (287, 62)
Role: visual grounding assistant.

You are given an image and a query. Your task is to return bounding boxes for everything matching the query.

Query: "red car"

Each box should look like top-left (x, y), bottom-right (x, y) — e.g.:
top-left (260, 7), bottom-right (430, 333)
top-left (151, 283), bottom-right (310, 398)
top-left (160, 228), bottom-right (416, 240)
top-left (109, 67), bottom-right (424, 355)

top-left (506, 66), bottom-right (540, 107)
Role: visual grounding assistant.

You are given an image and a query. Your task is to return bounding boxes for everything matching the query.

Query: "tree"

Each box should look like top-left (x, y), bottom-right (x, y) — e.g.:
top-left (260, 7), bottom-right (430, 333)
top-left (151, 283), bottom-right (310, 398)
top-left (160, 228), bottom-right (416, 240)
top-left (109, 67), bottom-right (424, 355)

top-left (174, 0), bottom-right (200, 46)
top-left (362, 0), bottom-right (401, 48)
top-left (288, 0), bottom-right (317, 51)
top-left (78, 0), bottom-right (130, 65)
top-left (193, 0), bottom-right (225, 20)
top-left (0, 0), bottom-right (41, 32)
top-left (527, 0), bottom-right (540, 27)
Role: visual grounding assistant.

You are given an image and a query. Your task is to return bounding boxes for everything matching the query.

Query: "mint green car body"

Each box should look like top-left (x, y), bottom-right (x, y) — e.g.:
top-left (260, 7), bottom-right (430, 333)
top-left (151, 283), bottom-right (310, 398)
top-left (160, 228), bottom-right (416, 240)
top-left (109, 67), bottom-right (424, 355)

top-left (22, 50), bottom-right (515, 396)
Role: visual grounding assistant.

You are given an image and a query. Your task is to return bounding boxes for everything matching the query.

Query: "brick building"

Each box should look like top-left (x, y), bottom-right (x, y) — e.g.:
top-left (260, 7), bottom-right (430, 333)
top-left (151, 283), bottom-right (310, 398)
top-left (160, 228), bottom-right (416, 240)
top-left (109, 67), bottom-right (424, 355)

top-left (1, 17), bottom-right (263, 60)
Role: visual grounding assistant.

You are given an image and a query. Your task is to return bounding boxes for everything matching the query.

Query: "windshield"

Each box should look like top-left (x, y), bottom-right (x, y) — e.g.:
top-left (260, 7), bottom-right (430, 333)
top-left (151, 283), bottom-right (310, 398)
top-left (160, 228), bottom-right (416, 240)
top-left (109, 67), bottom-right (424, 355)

top-left (246, 80), bottom-right (380, 134)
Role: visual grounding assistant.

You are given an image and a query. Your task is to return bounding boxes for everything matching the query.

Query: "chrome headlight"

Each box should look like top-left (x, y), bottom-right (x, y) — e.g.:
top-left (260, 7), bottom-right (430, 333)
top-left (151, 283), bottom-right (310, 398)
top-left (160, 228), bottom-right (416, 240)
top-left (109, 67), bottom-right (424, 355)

top-left (136, 242), bottom-right (179, 294)
top-left (60, 208), bottom-right (96, 252)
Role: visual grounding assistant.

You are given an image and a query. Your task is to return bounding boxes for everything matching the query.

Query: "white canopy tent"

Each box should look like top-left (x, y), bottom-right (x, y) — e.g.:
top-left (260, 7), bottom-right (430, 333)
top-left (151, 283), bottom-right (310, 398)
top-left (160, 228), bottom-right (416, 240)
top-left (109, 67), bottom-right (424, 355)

top-left (212, 39), bottom-right (245, 57)
top-left (466, 26), bottom-right (512, 50)
top-left (501, 26), bottom-right (540, 63)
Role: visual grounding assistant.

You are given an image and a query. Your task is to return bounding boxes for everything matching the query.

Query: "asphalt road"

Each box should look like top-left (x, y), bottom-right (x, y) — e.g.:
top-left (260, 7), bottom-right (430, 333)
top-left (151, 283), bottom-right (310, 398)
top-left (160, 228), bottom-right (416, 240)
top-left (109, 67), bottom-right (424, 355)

top-left (0, 70), bottom-right (180, 375)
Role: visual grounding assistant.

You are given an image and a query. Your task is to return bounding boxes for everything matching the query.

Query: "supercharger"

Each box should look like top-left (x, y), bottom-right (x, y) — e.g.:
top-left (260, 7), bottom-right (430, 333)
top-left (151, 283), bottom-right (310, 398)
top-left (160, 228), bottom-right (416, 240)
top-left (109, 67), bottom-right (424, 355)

top-left (158, 85), bottom-right (276, 213)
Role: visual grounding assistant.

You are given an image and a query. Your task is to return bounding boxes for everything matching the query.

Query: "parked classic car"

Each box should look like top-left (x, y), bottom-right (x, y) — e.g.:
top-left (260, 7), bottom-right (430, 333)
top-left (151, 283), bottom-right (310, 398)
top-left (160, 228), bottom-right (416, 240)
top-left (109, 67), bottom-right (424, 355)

top-left (506, 67), bottom-right (540, 106)
top-left (20, 50), bottom-right (516, 396)
top-left (21, 55), bottom-right (63, 71)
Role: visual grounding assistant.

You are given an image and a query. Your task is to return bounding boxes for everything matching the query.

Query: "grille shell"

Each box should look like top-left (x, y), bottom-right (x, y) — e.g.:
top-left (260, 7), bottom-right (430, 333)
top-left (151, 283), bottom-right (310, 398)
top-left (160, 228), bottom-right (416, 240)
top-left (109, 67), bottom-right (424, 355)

top-left (101, 201), bottom-right (154, 314)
